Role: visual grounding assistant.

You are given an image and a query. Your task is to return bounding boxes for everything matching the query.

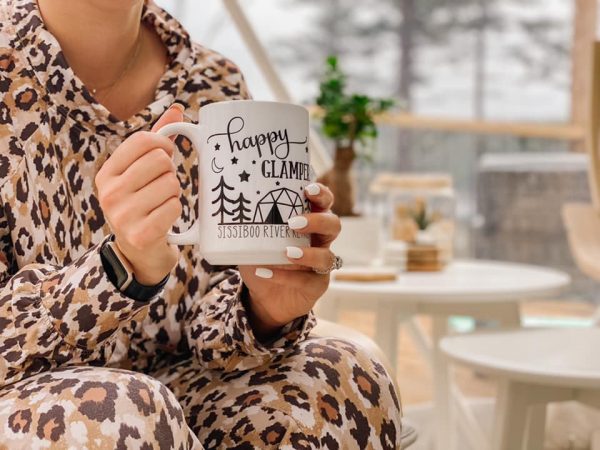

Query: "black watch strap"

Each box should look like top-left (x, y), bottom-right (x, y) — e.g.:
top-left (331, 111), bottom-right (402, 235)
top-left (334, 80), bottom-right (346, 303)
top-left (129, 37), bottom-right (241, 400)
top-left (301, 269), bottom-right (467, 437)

top-left (100, 235), bottom-right (169, 302)
top-left (121, 273), bottom-right (169, 302)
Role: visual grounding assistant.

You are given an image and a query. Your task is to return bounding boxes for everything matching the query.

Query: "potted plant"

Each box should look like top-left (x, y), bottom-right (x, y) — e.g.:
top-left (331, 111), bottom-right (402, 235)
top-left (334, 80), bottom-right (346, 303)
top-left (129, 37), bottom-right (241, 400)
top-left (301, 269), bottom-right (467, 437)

top-left (316, 56), bottom-right (394, 216)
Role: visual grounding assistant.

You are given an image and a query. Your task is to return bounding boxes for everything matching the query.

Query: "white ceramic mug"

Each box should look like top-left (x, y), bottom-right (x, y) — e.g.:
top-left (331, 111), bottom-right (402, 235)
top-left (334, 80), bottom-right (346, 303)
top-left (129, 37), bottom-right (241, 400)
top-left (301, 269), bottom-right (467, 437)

top-left (157, 100), bottom-right (312, 265)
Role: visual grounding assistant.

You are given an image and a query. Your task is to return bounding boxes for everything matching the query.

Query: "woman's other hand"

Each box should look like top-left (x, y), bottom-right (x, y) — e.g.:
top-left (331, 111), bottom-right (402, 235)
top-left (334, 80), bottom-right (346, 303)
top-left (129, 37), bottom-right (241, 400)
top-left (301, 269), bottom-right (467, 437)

top-left (239, 183), bottom-right (341, 340)
top-left (95, 104), bottom-right (184, 285)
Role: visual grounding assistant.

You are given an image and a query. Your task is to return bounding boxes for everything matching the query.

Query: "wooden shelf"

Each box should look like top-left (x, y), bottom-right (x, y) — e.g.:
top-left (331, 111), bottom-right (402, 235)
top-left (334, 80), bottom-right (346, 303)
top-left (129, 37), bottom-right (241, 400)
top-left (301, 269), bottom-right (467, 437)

top-left (308, 106), bottom-right (585, 141)
top-left (376, 113), bottom-right (585, 142)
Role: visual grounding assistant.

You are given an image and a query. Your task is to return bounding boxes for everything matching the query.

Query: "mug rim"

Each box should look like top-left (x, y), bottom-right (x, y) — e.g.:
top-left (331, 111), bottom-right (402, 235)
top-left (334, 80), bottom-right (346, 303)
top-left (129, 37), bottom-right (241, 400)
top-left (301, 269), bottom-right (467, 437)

top-left (200, 99), bottom-right (308, 114)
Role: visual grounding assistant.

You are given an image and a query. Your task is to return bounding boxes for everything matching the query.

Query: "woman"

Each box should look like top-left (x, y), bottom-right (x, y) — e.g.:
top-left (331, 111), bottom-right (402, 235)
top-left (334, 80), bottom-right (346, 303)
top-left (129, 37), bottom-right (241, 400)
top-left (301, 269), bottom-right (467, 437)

top-left (0, 0), bottom-right (402, 448)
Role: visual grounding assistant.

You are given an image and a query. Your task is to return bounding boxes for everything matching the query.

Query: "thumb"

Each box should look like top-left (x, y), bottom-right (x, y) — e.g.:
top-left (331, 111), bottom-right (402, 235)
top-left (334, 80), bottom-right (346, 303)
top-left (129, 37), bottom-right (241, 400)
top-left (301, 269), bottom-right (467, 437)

top-left (152, 102), bottom-right (185, 133)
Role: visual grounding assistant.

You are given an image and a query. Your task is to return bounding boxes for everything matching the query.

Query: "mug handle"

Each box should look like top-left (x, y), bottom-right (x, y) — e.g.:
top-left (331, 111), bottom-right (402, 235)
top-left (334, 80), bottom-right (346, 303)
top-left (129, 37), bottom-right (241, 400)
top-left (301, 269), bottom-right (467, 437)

top-left (155, 122), bottom-right (203, 246)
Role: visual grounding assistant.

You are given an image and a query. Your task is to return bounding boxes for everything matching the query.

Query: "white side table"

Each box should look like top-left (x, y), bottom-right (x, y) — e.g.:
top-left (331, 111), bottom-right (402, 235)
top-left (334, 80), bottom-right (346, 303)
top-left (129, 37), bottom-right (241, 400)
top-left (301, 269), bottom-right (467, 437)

top-left (441, 328), bottom-right (600, 450)
top-left (317, 260), bottom-right (571, 450)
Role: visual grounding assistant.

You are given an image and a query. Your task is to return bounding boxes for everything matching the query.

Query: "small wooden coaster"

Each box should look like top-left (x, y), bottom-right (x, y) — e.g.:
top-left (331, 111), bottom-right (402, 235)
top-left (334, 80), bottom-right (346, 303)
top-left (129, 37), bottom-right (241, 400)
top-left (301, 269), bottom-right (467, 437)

top-left (407, 245), bottom-right (440, 262)
top-left (406, 260), bottom-right (445, 272)
top-left (334, 267), bottom-right (398, 282)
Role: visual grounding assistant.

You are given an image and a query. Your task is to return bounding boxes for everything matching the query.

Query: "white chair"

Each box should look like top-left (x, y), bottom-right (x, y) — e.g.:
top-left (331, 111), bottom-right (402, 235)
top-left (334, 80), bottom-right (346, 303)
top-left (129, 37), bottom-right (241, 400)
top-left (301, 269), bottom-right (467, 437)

top-left (314, 319), bottom-right (417, 448)
top-left (562, 40), bottom-right (600, 286)
top-left (441, 328), bottom-right (600, 450)
top-left (561, 39), bottom-right (600, 450)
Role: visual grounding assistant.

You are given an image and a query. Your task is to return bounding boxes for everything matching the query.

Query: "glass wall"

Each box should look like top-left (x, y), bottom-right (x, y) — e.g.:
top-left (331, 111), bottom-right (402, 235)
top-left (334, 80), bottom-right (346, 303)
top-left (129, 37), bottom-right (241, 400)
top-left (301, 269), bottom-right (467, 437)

top-left (155, 1), bottom-right (593, 302)
top-left (156, 0), bottom-right (572, 121)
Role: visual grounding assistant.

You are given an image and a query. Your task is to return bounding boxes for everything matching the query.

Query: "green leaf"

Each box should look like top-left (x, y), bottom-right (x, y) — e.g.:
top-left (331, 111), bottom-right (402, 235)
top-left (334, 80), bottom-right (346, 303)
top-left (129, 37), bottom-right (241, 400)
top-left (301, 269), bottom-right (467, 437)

top-left (316, 54), bottom-right (395, 155)
top-left (326, 55), bottom-right (338, 70)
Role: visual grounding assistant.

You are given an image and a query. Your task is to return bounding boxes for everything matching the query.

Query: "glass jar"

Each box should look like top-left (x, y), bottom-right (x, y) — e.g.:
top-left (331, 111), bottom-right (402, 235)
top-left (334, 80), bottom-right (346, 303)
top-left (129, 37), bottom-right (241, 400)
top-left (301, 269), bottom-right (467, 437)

top-left (370, 173), bottom-right (456, 271)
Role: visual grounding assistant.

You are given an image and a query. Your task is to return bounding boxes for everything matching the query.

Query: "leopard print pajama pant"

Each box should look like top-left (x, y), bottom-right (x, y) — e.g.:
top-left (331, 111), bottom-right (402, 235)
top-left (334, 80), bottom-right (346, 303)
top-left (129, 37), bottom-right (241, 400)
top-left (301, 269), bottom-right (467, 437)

top-left (0, 337), bottom-right (402, 449)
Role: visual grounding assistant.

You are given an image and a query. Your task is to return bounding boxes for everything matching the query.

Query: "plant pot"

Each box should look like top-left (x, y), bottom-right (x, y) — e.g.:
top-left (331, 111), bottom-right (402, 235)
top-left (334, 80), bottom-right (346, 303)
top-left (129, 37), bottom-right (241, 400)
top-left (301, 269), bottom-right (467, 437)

top-left (319, 145), bottom-right (357, 216)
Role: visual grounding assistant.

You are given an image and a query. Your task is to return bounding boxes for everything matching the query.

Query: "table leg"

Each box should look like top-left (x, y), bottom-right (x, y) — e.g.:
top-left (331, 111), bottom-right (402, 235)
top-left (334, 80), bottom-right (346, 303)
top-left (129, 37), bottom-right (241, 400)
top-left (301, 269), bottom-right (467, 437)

top-left (495, 303), bottom-right (521, 329)
top-left (375, 302), bottom-right (398, 373)
top-left (432, 315), bottom-right (456, 450)
top-left (493, 379), bottom-right (529, 450)
top-left (525, 405), bottom-right (547, 450)
top-left (452, 385), bottom-right (492, 450)
top-left (445, 302), bottom-right (521, 450)
top-left (406, 318), bottom-right (433, 369)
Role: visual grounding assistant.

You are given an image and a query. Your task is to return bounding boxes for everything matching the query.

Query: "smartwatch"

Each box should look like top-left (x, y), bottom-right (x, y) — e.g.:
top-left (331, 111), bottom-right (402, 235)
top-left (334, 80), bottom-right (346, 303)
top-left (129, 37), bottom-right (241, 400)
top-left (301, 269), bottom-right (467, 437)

top-left (99, 234), bottom-right (169, 302)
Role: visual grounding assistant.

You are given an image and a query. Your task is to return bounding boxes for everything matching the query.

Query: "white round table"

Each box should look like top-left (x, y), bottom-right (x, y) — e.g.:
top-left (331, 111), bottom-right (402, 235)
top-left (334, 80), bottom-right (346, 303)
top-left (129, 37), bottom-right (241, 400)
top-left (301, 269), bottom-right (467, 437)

top-left (441, 328), bottom-right (600, 450)
top-left (317, 259), bottom-right (571, 450)
top-left (323, 260), bottom-right (569, 303)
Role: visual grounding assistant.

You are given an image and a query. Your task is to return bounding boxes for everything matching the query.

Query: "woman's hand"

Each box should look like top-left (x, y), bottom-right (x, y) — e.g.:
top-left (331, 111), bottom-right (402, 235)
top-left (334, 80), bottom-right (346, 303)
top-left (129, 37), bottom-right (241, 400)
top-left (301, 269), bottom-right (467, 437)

top-left (239, 183), bottom-right (341, 340)
top-left (95, 104), bottom-right (185, 285)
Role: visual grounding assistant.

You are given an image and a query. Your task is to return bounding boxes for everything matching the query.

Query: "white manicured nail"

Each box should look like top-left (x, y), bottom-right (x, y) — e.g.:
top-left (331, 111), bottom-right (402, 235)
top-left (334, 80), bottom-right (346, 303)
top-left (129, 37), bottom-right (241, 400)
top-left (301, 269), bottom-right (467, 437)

top-left (288, 216), bottom-right (308, 230)
top-left (255, 268), bottom-right (273, 279)
top-left (305, 183), bottom-right (321, 196)
top-left (286, 246), bottom-right (304, 259)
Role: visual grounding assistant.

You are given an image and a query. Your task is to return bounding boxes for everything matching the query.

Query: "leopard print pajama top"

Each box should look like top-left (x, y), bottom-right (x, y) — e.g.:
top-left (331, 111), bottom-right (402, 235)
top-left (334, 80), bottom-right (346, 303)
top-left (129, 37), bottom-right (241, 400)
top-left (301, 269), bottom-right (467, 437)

top-left (0, 0), bottom-right (315, 388)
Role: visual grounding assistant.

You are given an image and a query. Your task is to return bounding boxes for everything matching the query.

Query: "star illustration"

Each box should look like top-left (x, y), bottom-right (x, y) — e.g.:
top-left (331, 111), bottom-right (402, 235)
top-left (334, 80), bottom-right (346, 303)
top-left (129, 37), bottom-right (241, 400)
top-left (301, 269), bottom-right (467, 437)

top-left (231, 157), bottom-right (239, 165)
top-left (239, 170), bottom-right (250, 182)
top-left (276, 181), bottom-right (281, 186)
top-left (214, 143), bottom-right (221, 151)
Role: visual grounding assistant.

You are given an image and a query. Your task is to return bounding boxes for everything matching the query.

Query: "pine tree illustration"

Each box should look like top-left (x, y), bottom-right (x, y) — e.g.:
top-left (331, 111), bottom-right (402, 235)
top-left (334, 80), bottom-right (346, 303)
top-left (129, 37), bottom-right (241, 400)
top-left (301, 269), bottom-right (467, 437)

top-left (211, 176), bottom-right (235, 224)
top-left (231, 192), bottom-right (252, 224)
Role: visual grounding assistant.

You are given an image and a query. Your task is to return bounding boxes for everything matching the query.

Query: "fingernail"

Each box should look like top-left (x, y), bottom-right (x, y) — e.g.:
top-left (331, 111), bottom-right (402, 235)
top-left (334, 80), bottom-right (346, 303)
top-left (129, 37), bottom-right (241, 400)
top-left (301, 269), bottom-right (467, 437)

top-left (170, 102), bottom-right (185, 112)
top-left (255, 268), bottom-right (273, 279)
top-left (305, 183), bottom-right (321, 196)
top-left (288, 216), bottom-right (308, 230)
top-left (286, 246), bottom-right (304, 259)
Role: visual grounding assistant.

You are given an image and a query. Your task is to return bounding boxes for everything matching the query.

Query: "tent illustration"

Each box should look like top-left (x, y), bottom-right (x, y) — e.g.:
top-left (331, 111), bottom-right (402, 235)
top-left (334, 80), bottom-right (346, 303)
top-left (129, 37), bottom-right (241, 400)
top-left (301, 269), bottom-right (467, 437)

top-left (253, 188), bottom-right (305, 224)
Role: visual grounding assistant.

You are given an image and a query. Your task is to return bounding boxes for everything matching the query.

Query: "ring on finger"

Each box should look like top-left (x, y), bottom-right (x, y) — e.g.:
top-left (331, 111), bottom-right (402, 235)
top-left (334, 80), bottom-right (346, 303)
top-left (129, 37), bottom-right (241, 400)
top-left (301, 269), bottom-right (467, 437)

top-left (313, 253), bottom-right (343, 275)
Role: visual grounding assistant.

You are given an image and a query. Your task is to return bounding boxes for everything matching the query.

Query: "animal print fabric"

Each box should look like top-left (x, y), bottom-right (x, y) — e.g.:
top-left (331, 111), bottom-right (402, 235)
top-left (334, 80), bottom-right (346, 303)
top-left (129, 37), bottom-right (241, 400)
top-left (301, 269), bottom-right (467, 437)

top-left (0, 0), bottom-right (403, 448)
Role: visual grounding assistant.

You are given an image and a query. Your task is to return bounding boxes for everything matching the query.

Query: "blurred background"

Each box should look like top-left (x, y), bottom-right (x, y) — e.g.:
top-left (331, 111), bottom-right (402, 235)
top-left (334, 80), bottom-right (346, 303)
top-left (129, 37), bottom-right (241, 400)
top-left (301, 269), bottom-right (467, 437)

top-left (156, 0), bottom-right (590, 302)
top-left (157, 0), bottom-right (572, 117)
top-left (153, 3), bottom-right (600, 446)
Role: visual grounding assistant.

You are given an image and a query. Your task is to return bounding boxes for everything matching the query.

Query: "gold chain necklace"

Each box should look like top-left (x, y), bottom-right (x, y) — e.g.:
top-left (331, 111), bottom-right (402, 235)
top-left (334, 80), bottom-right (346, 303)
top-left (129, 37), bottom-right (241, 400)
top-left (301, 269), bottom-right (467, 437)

top-left (89, 30), bottom-right (143, 97)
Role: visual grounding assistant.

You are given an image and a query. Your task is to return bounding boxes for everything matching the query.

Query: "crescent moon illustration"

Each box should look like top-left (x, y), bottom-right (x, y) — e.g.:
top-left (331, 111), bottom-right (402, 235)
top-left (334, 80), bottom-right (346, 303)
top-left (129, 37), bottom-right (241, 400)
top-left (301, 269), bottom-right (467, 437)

top-left (211, 157), bottom-right (224, 174)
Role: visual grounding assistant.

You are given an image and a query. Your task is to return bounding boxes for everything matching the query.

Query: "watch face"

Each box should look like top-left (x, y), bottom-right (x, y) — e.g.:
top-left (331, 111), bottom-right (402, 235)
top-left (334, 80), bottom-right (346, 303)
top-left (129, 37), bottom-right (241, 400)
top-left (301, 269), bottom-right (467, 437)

top-left (100, 236), bottom-right (166, 302)
top-left (103, 243), bottom-right (130, 289)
